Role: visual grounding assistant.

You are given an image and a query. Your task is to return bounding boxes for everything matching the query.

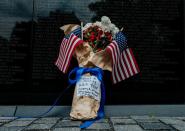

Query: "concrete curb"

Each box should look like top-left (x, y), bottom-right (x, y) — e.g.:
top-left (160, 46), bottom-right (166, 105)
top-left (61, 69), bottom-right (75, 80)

top-left (1, 105), bottom-right (185, 117)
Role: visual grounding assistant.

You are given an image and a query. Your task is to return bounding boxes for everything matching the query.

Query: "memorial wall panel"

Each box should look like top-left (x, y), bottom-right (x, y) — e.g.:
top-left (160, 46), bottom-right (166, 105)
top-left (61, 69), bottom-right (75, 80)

top-left (0, 0), bottom-right (184, 104)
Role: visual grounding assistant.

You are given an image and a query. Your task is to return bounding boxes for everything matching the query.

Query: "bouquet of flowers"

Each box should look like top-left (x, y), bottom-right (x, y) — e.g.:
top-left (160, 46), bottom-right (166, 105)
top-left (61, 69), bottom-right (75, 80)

top-left (55, 16), bottom-right (139, 128)
top-left (83, 16), bottom-right (119, 52)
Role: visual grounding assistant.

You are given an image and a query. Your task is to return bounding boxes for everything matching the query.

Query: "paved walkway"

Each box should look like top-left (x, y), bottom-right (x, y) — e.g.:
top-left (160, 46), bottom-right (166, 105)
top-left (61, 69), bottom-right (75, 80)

top-left (0, 115), bottom-right (185, 131)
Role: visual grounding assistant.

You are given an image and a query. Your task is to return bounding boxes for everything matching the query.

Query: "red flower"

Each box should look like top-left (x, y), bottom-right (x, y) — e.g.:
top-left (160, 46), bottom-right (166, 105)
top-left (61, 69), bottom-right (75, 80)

top-left (104, 31), bottom-right (111, 36)
top-left (107, 34), bottom-right (112, 41)
top-left (96, 35), bottom-right (100, 41)
top-left (91, 32), bottom-right (95, 35)
top-left (83, 25), bottom-right (113, 52)
top-left (98, 30), bottom-right (103, 36)
top-left (90, 34), bottom-right (95, 41)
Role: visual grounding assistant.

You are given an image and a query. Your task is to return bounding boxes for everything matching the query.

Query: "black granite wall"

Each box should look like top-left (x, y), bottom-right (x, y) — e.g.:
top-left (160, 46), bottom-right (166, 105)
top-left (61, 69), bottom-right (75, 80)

top-left (0, 0), bottom-right (184, 105)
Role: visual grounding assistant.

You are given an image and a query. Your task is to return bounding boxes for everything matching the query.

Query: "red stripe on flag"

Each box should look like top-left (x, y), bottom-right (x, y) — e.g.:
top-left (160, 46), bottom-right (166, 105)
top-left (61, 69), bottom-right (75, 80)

top-left (107, 42), bottom-right (118, 64)
top-left (113, 42), bottom-right (121, 82)
top-left (62, 38), bottom-right (68, 61)
top-left (58, 38), bottom-right (67, 65)
top-left (125, 49), bottom-right (135, 76)
top-left (120, 54), bottom-right (129, 78)
top-left (62, 35), bottom-right (79, 72)
top-left (119, 58), bottom-right (127, 80)
top-left (126, 49), bottom-right (138, 74)
top-left (129, 48), bottom-right (140, 73)
top-left (55, 34), bottom-right (74, 72)
top-left (60, 34), bottom-right (75, 71)
top-left (106, 43), bottom-right (117, 83)
top-left (122, 51), bottom-right (131, 77)
top-left (114, 59), bottom-right (121, 83)
top-left (107, 47), bottom-right (117, 83)
top-left (105, 41), bottom-right (140, 84)
top-left (55, 34), bottom-right (83, 73)
top-left (117, 56), bottom-right (126, 82)
top-left (64, 38), bottom-right (83, 73)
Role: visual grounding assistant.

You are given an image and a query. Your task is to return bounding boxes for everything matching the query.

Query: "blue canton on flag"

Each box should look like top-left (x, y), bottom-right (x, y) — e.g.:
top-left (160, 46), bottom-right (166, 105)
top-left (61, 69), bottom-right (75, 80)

top-left (115, 32), bottom-right (127, 52)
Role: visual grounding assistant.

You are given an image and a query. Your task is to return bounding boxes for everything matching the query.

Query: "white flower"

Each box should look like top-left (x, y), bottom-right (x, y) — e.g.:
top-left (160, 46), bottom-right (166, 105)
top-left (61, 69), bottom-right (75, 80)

top-left (102, 25), bottom-right (110, 32)
top-left (114, 27), bottom-right (119, 33)
top-left (109, 24), bottom-right (116, 31)
top-left (112, 27), bottom-right (119, 38)
top-left (83, 23), bottom-right (92, 31)
top-left (101, 16), bottom-right (111, 26)
top-left (94, 21), bottom-right (102, 27)
top-left (83, 16), bottom-right (120, 39)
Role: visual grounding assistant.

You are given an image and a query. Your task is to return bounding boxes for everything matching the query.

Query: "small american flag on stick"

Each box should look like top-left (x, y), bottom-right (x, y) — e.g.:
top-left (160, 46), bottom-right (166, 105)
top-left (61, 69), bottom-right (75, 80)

top-left (106, 44), bottom-right (140, 84)
top-left (106, 32), bottom-right (140, 84)
top-left (55, 33), bottom-right (83, 73)
top-left (106, 32), bottom-right (139, 84)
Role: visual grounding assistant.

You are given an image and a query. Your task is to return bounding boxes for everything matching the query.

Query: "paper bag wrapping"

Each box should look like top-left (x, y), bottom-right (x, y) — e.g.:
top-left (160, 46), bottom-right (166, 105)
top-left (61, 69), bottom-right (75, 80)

top-left (70, 73), bottom-right (101, 120)
top-left (70, 42), bottom-right (111, 120)
top-left (74, 42), bottom-right (112, 71)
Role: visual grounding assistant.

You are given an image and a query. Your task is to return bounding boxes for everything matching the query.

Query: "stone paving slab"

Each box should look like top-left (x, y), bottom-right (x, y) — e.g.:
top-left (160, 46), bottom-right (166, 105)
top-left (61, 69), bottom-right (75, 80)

top-left (0, 117), bottom-right (17, 123)
top-left (24, 123), bottom-right (55, 130)
top-left (53, 127), bottom-right (80, 131)
top-left (130, 115), bottom-right (153, 120)
top-left (114, 125), bottom-right (143, 131)
top-left (0, 117), bottom-right (17, 120)
top-left (138, 122), bottom-right (173, 130)
top-left (94, 118), bottom-right (109, 123)
top-left (171, 124), bottom-right (185, 131)
top-left (33, 117), bottom-right (61, 124)
top-left (54, 120), bottom-right (81, 128)
top-left (16, 118), bottom-right (37, 121)
top-left (0, 117), bottom-right (17, 121)
top-left (110, 116), bottom-right (129, 119)
top-left (83, 123), bottom-right (111, 130)
top-left (3, 120), bottom-right (33, 127)
top-left (135, 119), bottom-right (160, 123)
top-left (0, 116), bottom-right (184, 130)
top-left (175, 117), bottom-right (185, 120)
top-left (110, 118), bottom-right (136, 125)
top-left (0, 126), bottom-right (25, 131)
top-left (0, 119), bottom-right (13, 123)
top-left (159, 117), bottom-right (185, 125)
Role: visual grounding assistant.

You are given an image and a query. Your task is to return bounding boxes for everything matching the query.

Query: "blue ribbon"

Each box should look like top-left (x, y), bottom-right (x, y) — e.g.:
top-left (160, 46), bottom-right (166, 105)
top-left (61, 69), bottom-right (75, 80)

top-left (68, 67), bottom-right (105, 129)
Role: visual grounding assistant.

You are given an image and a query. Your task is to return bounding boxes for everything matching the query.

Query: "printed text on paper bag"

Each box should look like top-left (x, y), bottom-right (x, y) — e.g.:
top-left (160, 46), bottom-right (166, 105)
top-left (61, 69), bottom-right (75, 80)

top-left (76, 75), bottom-right (101, 101)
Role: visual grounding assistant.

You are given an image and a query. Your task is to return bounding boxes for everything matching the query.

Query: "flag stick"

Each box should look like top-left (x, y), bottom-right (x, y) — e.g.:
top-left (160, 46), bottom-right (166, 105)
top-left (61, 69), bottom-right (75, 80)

top-left (81, 22), bottom-right (83, 40)
top-left (120, 27), bottom-right (124, 31)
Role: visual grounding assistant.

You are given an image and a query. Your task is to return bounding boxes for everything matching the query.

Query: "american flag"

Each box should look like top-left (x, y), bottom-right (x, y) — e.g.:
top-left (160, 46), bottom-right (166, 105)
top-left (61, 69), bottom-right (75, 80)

top-left (55, 33), bottom-right (83, 73)
top-left (106, 32), bottom-right (140, 84)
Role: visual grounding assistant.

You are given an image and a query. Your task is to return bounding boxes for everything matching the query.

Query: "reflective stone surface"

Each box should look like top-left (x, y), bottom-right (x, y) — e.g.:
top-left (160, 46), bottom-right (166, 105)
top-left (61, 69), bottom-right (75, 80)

top-left (0, 0), bottom-right (184, 104)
